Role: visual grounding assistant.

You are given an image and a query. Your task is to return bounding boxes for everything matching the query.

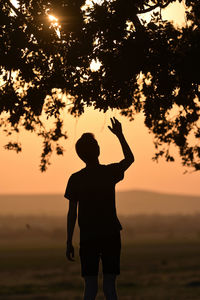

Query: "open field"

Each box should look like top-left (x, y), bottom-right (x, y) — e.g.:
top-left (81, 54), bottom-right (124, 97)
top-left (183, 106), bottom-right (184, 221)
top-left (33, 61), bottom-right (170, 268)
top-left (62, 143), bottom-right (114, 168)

top-left (1, 215), bottom-right (200, 299)
top-left (1, 191), bottom-right (200, 216)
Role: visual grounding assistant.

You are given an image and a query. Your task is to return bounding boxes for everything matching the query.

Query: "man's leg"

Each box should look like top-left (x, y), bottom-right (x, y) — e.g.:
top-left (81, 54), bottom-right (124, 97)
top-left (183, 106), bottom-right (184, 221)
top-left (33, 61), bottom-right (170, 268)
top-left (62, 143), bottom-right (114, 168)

top-left (80, 238), bottom-right (100, 300)
top-left (83, 275), bottom-right (98, 300)
top-left (101, 233), bottom-right (121, 300)
top-left (103, 274), bottom-right (118, 300)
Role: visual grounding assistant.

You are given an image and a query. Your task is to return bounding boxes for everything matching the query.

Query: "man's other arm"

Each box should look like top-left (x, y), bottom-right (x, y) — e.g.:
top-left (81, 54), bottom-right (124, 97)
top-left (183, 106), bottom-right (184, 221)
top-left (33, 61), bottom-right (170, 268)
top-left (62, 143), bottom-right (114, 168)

top-left (66, 200), bottom-right (77, 261)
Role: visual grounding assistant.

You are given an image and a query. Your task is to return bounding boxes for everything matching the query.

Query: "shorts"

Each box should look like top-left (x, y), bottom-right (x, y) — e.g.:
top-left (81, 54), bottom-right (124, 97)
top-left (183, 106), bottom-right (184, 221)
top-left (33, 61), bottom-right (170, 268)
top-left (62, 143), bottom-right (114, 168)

top-left (79, 232), bottom-right (121, 277)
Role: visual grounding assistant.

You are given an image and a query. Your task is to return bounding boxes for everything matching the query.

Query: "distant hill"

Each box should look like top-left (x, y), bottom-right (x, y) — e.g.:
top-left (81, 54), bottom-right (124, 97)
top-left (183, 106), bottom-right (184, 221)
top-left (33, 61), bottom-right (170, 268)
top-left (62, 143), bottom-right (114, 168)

top-left (116, 190), bottom-right (200, 215)
top-left (0, 190), bottom-right (200, 216)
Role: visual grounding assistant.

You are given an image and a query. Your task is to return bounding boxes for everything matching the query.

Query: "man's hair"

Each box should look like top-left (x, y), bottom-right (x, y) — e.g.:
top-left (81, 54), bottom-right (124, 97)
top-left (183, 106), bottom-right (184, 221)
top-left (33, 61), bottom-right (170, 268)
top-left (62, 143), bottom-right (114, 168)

top-left (75, 133), bottom-right (100, 163)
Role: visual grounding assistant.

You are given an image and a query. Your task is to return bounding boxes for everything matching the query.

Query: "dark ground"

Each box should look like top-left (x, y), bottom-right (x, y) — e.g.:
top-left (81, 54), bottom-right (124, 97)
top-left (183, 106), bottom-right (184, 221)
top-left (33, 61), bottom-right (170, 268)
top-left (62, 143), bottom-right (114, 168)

top-left (1, 215), bottom-right (200, 299)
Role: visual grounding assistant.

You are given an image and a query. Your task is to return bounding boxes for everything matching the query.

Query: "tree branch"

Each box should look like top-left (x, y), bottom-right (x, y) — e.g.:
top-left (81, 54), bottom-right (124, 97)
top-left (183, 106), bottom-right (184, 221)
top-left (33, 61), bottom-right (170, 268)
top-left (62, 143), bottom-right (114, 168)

top-left (5, 0), bottom-right (21, 17)
top-left (137, 0), bottom-right (172, 14)
top-left (130, 13), bottom-right (144, 33)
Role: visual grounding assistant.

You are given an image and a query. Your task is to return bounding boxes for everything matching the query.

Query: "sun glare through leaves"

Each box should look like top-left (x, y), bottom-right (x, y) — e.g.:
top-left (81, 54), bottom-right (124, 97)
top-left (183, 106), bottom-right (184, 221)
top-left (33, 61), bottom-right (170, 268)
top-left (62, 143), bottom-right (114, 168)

top-left (10, 0), bottom-right (18, 8)
top-left (48, 14), bottom-right (61, 38)
top-left (90, 59), bottom-right (102, 72)
top-left (48, 14), bottom-right (58, 23)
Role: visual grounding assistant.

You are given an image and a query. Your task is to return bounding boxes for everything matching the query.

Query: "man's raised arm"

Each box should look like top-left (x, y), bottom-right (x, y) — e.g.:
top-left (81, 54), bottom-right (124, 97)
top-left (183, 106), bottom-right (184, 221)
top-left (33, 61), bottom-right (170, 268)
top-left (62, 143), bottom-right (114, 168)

top-left (108, 117), bottom-right (134, 171)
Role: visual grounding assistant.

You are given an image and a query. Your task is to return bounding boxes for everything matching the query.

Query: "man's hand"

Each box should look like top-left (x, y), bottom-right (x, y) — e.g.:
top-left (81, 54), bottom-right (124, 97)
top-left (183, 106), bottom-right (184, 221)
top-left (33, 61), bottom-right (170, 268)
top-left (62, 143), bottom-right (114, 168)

top-left (108, 116), bottom-right (134, 171)
top-left (108, 117), bottom-right (123, 137)
top-left (66, 241), bottom-right (75, 261)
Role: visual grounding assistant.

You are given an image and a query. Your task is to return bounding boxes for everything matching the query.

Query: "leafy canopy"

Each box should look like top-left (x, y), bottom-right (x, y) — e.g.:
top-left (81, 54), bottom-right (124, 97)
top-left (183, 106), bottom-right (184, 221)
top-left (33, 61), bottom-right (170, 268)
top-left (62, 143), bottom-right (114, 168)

top-left (0, 0), bottom-right (199, 171)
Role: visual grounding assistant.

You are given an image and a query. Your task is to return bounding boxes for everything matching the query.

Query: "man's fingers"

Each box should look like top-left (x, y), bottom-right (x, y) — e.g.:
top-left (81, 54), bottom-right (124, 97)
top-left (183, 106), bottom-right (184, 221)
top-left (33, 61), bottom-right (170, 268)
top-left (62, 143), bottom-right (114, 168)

top-left (109, 118), bottom-right (122, 134)
top-left (113, 117), bottom-right (120, 125)
top-left (66, 245), bottom-right (75, 261)
top-left (69, 256), bottom-right (75, 261)
top-left (111, 117), bottom-right (121, 127)
top-left (110, 118), bottom-right (115, 127)
top-left (69, 250), bottom-right (75, 261)
top-left (67, 252), bottom-right (75, 261)
top-left (68, 256), bottom-right (74, 261)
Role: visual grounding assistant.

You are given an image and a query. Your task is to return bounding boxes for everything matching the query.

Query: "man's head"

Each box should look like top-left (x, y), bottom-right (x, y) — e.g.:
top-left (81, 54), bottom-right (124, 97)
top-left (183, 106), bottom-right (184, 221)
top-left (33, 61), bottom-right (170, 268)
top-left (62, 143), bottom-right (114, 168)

top-left (75, 133), bottom-right (100, 163)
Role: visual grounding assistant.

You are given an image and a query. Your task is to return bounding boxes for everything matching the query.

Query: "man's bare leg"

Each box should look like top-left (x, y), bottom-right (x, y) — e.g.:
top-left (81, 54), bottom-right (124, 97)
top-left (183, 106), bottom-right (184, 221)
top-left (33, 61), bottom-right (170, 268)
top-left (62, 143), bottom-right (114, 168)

top-left (83, 275), bottom-right (98, 300)
top-left (103, 274), bottom-right (118, 300)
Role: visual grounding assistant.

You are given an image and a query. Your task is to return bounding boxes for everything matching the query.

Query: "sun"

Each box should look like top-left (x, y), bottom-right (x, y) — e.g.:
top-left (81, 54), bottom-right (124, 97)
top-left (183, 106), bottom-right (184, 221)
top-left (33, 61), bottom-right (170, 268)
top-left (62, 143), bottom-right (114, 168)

top-left (48, 14), bottom-right (61, 38)
top-left (48, 15), bottom-right (58, 23)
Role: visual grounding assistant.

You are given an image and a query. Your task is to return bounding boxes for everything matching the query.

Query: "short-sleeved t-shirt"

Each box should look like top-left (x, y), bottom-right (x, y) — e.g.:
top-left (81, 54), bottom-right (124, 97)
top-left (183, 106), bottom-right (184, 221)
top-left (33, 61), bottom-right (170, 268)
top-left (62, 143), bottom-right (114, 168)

top-left (64, 162), bottom-right (124, 241)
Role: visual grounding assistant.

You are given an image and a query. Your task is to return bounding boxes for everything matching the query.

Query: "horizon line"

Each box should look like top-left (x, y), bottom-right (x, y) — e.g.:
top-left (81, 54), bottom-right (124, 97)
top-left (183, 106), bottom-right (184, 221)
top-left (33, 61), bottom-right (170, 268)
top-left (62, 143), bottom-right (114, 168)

top-left (0, 189), bottom-right (199, 198)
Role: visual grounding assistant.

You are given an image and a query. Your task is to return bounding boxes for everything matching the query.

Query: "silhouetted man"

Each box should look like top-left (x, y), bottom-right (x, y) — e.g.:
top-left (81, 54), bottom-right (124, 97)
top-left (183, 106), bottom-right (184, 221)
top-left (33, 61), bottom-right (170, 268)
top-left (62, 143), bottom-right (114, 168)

top-left (64, 117), bottom-right (134, 300)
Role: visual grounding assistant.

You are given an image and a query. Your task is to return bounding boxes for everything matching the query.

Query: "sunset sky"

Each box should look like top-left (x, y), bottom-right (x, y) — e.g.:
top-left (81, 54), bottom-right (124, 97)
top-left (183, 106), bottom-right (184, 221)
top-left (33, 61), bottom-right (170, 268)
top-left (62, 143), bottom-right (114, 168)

top-left (1, 1), bottom-right (199, 196)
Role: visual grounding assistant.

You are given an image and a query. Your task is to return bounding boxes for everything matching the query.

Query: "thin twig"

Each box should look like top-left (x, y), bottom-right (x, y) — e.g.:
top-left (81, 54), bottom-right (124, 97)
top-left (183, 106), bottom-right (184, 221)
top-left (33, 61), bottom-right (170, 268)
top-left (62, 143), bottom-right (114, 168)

top-left (137, 0), bottom-right (171, 14)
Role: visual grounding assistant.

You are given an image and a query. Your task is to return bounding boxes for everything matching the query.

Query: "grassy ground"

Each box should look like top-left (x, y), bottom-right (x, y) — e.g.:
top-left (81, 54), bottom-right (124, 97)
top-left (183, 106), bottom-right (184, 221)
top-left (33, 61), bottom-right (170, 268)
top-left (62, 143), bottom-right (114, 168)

top-left (1, 215), bottom-right (200, 299)
top-left (1, 238), bottom-right (200, 299)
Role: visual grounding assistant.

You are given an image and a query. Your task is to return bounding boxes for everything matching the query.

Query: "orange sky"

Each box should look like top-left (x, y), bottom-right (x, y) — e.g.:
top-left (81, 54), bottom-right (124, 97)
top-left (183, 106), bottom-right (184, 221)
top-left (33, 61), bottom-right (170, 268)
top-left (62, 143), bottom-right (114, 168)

top-left (1, 107), bottom-right (199, 196)
top-left (1, 1), bottom-right (199, 196)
